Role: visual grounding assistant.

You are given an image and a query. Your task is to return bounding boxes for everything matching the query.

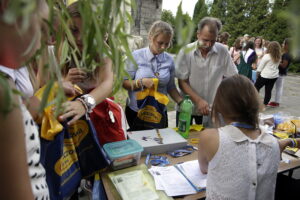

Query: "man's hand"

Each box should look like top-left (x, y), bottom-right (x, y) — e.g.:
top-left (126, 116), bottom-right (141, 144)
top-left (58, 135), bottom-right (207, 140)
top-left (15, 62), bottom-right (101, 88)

top-left (195, 98), bottom-right (210, 115)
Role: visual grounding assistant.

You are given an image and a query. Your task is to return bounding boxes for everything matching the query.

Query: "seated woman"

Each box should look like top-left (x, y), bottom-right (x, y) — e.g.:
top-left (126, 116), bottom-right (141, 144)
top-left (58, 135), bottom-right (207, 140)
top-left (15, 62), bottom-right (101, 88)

top-left (123, 20), bottom-right (183, 131)
top-left (198, 74), bottom-right (299, 200)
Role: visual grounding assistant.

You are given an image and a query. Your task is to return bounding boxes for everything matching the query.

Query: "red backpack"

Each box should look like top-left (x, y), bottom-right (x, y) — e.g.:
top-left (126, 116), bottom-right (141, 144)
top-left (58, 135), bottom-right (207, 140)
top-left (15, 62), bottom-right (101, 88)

top-left (90, 98), bottom-right (127, 146)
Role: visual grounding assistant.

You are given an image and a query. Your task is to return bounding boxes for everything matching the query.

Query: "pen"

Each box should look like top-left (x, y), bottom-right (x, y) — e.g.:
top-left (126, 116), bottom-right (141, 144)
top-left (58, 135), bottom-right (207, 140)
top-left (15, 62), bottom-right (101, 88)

top-left (155, 128), bottom-right (163, 144)
top-left (283, 150), bottom-right (299, 158)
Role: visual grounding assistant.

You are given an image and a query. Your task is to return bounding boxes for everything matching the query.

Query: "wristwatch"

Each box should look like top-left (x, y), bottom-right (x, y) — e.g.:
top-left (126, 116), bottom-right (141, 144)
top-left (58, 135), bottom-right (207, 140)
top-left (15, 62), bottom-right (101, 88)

top-left (79, 94), bottom-right (96, 113)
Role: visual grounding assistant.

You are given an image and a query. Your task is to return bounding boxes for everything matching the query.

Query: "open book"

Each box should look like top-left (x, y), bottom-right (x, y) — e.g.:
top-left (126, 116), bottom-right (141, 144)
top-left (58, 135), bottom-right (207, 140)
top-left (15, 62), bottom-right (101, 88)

top-left (148, 160), bottom-right (207, 196)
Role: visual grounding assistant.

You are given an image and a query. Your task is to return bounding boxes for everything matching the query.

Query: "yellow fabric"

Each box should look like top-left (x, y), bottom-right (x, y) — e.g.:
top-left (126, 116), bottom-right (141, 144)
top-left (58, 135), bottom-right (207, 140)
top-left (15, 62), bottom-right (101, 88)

top-left (275, 132), bottom-right (298, 153)
top-left (136, 78), bottom-right (169, 106)
top-left (173, 124), bottom-right (204, 132)
top-left (277, 119), bottom-right (300, 133)
top-left (273, 132), bottom-right (289, 139)
top-left (35, 83), bottom-right (82, 140)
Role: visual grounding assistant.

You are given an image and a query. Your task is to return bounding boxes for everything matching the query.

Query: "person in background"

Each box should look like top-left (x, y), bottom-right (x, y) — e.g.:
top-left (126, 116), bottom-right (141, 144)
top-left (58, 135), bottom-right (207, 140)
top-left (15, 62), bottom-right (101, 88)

top-left (198, 74), bottom-right (300, 200)
top-left (242, 33), bottom-right (250, 48)
top-left (255, 41), bottom-right (281, 109)
top-left (229, 37), bottom-right (243, 66)
top-left (268, 38), bottom-right (292, 107)
top-left (123, 20), bottom-right (183, 131)
top-left (254, 36), bottom-right (265, 66)
top-left (263, 39), bottom-right (270, 52)
top-left (237, 41), bottom-right (257, 80)
top-left (0, 0), bottom-right (50, 199)
top-left (218, 32), bottom-right (230, 50)
top-left (58, 1), bottom-right (114, 125)
top-left (175, 17), bottom-right (237, 126)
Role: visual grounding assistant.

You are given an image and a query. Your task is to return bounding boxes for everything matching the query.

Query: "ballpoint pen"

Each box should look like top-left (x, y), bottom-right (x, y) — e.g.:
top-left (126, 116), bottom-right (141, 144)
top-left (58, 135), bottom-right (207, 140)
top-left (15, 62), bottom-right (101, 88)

top-left (155, 128), bottom-right (163, 144)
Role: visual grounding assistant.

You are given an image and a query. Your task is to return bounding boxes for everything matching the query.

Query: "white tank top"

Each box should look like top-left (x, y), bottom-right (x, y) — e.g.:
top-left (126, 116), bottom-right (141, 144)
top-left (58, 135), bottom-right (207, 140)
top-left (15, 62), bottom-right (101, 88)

top-left (206, 125), bottom-right (280, 200)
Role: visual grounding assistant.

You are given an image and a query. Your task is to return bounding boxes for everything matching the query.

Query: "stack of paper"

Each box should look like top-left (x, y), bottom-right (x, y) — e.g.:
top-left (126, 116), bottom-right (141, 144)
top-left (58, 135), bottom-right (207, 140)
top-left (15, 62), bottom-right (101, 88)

top-left (108, 164), bottom-right (173, 200)
top-left (148, 160), bottom-right (207, 197)
top-left (110, 170), bottom-right (159, 200)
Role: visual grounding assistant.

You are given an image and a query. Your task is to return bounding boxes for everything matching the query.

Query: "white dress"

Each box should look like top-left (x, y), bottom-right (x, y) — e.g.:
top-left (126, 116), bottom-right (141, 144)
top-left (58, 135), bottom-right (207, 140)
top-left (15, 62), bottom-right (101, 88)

top-left (21, 104), bottom-right (50, 200)
top-left (206, 125), bottom-right (280, 200)
top-left (0, 65), bottom-right (49, 199)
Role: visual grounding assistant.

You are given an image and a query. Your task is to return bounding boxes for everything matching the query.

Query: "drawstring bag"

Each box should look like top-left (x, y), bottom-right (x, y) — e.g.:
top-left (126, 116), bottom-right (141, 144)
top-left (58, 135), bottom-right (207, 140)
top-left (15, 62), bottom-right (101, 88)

top-left (40, 121), bottom-right (82, 199)
top-left (90, 98), bottom-right (127, 146)
top-left (36, 83), bottom-right (109, 199)
top-left (133, 78), bottom-right (169, 130)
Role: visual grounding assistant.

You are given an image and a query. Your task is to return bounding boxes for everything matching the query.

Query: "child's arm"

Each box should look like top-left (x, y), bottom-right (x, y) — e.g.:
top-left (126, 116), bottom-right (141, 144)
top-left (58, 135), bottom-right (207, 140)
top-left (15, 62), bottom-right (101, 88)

top-left (278, 138), bottom-right (300, 153)
top-left (198, 128), bottom-right (219, 174)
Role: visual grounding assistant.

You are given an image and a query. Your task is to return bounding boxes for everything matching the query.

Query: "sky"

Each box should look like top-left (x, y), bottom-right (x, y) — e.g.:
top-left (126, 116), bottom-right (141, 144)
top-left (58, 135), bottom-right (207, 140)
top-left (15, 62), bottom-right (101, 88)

top-left (162, 0), bottom-right (199, 18)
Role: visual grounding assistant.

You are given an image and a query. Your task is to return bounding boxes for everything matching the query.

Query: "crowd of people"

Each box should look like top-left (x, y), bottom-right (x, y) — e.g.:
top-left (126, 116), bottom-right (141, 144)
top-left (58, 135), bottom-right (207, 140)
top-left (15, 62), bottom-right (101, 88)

top-left (220, 33), bottom-right (292, 109)
top-left (0, 0), bottom-right (297, 199)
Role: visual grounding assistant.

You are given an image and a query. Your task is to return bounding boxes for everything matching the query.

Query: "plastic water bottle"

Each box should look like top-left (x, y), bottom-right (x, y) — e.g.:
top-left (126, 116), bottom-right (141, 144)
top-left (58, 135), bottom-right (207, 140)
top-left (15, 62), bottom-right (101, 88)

top-left (178, 95), bottom-right (193, 138)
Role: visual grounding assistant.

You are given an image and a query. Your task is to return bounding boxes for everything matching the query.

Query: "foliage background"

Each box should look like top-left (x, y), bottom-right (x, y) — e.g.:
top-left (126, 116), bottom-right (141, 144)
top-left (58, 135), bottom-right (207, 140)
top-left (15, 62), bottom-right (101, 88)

top-left (162, 0), bottom-right (300, 72)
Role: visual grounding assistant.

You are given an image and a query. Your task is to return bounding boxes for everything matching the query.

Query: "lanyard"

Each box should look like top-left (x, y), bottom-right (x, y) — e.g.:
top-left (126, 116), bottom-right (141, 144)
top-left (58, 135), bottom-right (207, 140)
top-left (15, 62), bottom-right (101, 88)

top-left (231, 122), bottom-right (255, 129)
top-left (167, 145), bottom-right (198, 158)
top-left (151, 56), bottom-right (160, 77)
top-left (145, 153), bottom-right (170, 166)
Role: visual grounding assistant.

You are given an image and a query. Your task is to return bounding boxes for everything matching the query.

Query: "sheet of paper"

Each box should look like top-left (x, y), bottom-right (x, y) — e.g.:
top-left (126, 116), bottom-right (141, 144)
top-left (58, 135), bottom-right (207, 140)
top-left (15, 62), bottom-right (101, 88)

top-left (176, 160), bottom-right (207, 189)
top-left (148, 167), bottom-right (165, 190)
top-left (110, 170), bottom-right (159, 200)
top-left (149, 166), bottom-right (197, 196)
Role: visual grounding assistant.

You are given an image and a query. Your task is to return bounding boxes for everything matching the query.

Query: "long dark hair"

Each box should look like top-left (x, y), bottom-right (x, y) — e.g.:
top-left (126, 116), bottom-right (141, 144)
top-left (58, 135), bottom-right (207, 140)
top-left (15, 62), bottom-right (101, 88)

top-left (212, 74), bottom-right (261, 128)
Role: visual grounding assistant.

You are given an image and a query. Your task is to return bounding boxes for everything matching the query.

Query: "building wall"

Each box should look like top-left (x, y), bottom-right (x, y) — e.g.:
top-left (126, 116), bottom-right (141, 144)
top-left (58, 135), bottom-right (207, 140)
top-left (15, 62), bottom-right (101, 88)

top-left (131, 0), bottom-right (163, 47)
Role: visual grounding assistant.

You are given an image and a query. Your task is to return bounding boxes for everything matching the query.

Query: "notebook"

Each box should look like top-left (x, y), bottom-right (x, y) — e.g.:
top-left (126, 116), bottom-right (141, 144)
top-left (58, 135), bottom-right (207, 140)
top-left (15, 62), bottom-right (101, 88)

top-left (148, 160), bottom-right (207, 196)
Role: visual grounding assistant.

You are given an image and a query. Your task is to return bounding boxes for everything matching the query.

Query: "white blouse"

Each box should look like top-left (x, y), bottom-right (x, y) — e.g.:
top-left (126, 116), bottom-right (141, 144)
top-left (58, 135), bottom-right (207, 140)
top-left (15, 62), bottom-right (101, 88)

top-left (206, 125), bottom-right (280, 200)
top-left (257, 54), bottom-right (280, 79)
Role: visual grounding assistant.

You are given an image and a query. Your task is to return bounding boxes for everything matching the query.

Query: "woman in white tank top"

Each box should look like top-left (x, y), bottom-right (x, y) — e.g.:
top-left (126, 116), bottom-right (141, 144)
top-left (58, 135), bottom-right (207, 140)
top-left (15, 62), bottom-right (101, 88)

top-left (198, 75), bottom-right (300, 200)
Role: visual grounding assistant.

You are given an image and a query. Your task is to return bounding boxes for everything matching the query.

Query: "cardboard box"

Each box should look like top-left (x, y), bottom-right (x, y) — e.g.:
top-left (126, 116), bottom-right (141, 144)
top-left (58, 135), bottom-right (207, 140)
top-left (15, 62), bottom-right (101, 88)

top-left (128, 128), bottom-right (187, 155)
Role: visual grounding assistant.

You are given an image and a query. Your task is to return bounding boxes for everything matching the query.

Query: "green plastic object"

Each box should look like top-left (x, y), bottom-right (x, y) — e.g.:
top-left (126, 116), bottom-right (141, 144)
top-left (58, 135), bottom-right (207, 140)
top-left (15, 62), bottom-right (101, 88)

top-left (178, 95), bottom-right (193, 138)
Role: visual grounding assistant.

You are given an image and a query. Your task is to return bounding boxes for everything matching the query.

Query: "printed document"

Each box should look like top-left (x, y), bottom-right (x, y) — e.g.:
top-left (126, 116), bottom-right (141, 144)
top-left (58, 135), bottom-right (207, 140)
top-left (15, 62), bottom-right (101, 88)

top-left (149, 160), bottom-right (207, 196)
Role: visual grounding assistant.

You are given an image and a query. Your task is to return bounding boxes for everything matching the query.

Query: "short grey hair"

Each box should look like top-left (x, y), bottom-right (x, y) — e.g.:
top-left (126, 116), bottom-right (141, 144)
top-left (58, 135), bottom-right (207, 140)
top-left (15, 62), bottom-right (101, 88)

top-left (197, 17), bottom-right (222, 35)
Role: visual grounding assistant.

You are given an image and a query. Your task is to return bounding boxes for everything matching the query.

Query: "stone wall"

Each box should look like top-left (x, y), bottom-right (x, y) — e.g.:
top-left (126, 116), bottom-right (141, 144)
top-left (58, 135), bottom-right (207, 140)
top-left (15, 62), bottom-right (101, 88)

top-left (131, 0), bottom-right (163, 47)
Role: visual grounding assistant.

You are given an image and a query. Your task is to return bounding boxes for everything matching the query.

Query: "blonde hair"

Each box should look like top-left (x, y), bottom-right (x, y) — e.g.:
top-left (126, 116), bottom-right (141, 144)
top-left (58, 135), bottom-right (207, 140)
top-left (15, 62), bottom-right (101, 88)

top-left (267, 41), bottom-right (281, 63)
top-left (148, 20), bottom-right (173, 42)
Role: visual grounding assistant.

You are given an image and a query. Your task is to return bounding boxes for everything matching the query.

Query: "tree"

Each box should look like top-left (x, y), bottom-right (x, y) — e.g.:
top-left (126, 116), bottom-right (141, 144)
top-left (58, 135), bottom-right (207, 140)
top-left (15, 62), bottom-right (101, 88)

top-left (161, 9), bottom-right (175, 27)
top-left (210, 0), bottom-right (227, 25)
top-left (161, 7), bottom-right (194, 54)
top-left (222, 0), bottom-right (247, 45)
top-left (265, 0), bottom-right (291, 43)
top-left (193, 0), bottom-right (208, 24)
top-left (192, 0), bottom-right (208, 41)
top-left (244, 0), bottom-right (270, 38)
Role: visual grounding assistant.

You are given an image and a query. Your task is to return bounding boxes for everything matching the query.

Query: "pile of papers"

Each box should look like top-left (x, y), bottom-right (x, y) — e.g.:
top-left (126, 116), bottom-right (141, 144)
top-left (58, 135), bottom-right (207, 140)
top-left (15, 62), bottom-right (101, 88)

top-left (148, 160), bottom-right (207, 196)
top-left (108, 164), bottom-right (173, 200)
top-left (110, 170), bottom-right (159, 200)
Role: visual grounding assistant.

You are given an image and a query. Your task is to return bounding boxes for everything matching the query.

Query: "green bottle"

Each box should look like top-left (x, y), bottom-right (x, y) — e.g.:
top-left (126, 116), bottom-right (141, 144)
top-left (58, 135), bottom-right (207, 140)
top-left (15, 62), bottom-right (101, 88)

top-left (178, 95), bottom-right (193, 138)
